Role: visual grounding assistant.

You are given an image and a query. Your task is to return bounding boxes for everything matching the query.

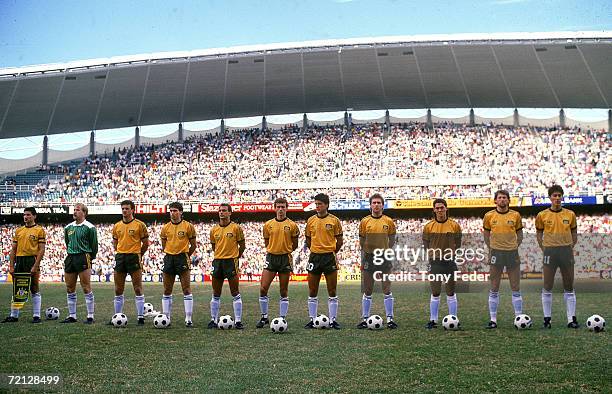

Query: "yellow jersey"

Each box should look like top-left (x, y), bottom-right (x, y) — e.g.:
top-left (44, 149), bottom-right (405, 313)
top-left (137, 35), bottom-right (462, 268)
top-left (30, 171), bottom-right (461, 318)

top-left (263, 217), bottom-right (299, 255)
top-left (13, 224), bottom-right (46, 257)
top-left (483, 209), bottom-right (523, 250)
top-left (422, 218), bottom-right (462, 258)
top-left (535, 208), bottom-right (577, 247)
top-left (210, 222), bottom-right (245, 259)
top-left (359, 214), bottom-right (396, 253)
top-left (112, 218), bottom-right (149, 254)
top-left (305, 213), bottom-right (343, 254)
top-left (161, 220), bottom-right (196, 255)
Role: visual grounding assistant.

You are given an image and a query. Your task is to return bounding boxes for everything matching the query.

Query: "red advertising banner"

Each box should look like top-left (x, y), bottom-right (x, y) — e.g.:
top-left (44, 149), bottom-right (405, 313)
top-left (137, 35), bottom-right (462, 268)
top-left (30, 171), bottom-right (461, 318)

top-left (194, 202), bottom-right (313, 213)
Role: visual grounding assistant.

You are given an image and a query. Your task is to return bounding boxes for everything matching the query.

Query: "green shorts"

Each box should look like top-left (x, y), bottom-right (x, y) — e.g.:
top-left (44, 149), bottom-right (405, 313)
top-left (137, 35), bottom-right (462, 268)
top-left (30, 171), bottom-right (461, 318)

top-left (114, 253), bottom-right (142, 274)
top-left (14, 256), bottom-right (36, 273)
top-left (212, 258), bottom-right (239, 280)
top-left (64, 253), bottom-right (92, 274)
top-left (490, 249), bottom-right (520, 269)
top-left (163, 253), bottom-right (190, 276)
top-left (543, 246), bottom-right (574, 269)
top-left (428, 260), bottom-right (458, 276)
top-left (362, 253), bottom-right (392, 273)
top-left (264, 253), bottom-right (293, 273)
top-left (307, 252), bottom-right (338, 275)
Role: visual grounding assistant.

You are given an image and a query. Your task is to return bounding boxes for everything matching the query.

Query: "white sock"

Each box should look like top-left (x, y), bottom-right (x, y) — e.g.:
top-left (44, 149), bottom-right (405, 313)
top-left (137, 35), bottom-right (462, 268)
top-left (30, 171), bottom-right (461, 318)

top-left (184, 294), bottom-right (193, 321)
top-left (384, 293), bottom-right (394, 320)
top-left (308, 297), bottom-right (318, 319)
top-left (542, 289), bottom-right (552, 318)
top-left (85, 292), bottom-right (95, 318)
top-left (67, 292), bottom-right (77, 318)
top-left (328, 296), bottom-right (338, 321)
top-left (210, 296), bottom-right (220, 322)
top-left (511, 291), bottom-right (523, 316)
top-left (564, 290), bottom-right (576, 323)
top-left (135, 295), bottom-right (145, 318)
top-left (31, 292), bottom-right (41, 318)
top-left (362, 294), bottom-right (372, 319)
top-left (259, 296), bottom-right (269, 318)
top-left (447, 294), bottom-right (458, 316)
top-left (279, 297), bottom-right (289, 318)
top-left (233, 294), bottom-right (243, 322)
top-left (162, 294), bottom-right (172, 318)
top-left (10, 308), bottom-right (19, 318)
top-left (430, 295), bottom-right (440, 322)
top-left (488, 290), bottom-right (499, 322)
top-left (114, 294), bottom-right (124, 314)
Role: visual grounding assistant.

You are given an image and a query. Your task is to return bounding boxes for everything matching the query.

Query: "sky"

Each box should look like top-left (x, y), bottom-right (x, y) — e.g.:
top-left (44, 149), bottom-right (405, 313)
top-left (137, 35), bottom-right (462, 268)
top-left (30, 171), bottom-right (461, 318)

top-left (0, 0), bottom-right (611, 159)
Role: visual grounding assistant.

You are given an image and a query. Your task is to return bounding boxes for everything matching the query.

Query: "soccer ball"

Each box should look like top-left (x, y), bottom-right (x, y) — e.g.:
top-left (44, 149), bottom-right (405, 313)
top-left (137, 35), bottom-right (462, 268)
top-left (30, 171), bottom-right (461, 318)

top-left (313, 314), bottom-right (330, 329)
top-left (144, 303), bottom-right (155, 316)
top-left (45, 307), bottom-right (60, 320)
top-left (153, 314), bottom-right (170, 329)
top-left (111, 313), bottom-right (128, 327)
top-left (217, 315), bottom-right (234, 330)
top-left (442, 315), bottom-right (460, 330)
top-left (514, 314), bottom-right (533, 330)
top-left (270, 317), bottom-right (288, 333)
top-left (367, 315), bottom-right (384, 330)
top-left (586, 314), bottom-right (606, 332)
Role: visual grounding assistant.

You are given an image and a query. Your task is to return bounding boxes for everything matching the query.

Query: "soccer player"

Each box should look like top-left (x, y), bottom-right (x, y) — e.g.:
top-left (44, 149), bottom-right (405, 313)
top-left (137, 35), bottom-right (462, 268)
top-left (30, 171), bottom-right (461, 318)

top-left (1, 207), bottom-right (45, 323)
top-left (304, 193), bottom-right (343, 329)
top-left (357, 193), bottom-right (398, 329)
top-left (256, 198), bottom-right (299, 328)
top-left (483, 190), bottom-right (524, 329)
top-left (111, 200), bottom-right (149, 325)
top-left (422, 198), bottom-right (462, 329)
top-left (536, 185), bottom-right (579, 329)
top-left (160, 202), bottom-right (197, 327)
top-left (208, 203), bottom-right (246, 329)
top-left (61, 203), bottom-right (99, 324)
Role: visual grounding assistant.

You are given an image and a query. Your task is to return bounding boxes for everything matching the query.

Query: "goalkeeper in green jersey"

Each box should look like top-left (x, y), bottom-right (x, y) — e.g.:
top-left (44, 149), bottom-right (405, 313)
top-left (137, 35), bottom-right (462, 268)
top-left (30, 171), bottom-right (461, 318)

top-left (61, 203), bottom-right (99, 324)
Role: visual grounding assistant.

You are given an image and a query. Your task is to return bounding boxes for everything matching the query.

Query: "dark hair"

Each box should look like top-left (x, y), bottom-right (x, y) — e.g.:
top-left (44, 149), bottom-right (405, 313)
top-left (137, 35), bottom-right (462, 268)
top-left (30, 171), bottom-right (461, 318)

top-left (314, 193), bottom-right (329, 206)
top-left (24, 207), bottom-right (37, 216)
top-left (548, 184), bottom-right (564, 197)
top-left (369, 193), bottom-right (384, 204)
top-left (219, 203), bottom-right (232, 213)
top-left (433, 198), bottom-right (447, 208)
top-left (120, 200), bottom-right (135, 210)
top-left (494, 190), bottom-right (510, 200)
top-left (168, 202), bottom-right (183, 212)
top-left (274, 197), bottom-right (288, 208)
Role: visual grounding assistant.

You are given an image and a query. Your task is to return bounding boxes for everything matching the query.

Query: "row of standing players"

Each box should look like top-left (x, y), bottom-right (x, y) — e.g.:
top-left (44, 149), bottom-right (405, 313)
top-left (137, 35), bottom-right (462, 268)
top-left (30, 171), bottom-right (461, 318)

top-left (2, 185), bottom-right (579, 329)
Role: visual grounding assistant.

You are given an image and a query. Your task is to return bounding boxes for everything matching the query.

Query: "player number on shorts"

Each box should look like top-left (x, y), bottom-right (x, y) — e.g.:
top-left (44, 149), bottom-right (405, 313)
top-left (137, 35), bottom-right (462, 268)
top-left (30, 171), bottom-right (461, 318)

top-left (543, 255), bottom-right (550, 265)
top-left (490, 256), bottom-right (496, 265)
top-left (307, 263), bottom-right (314, 271)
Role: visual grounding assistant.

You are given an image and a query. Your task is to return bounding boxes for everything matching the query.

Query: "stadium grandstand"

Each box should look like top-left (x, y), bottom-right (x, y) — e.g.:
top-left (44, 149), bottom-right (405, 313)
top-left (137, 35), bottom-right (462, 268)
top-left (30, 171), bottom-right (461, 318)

top-left (1, 31), bottom-right (611, 281)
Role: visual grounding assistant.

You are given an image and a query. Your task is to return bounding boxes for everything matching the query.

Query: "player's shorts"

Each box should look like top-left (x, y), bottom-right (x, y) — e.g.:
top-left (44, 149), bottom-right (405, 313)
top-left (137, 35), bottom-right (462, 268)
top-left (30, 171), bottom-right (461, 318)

top-left (64, 253), bottom-right (92, 274)
top-left (428, 260), bottom-right (458, 276)
top-left (14, 255), bottom-right (37, 273)
top-left (543, 246), bottom-right (574, 269)
top-left (163, 253), bottom-right (190, 276)
top-left (212, 258), bottom-right (239, 280)
top-left (307, 252), bottom-right (338, 275)
top-left (489, 249), bottom-right (520, 269)
top-left (362, 253), bottom-right (392, 273)
top-left (114, 253), bottom-right (142, 273)
top-left (264, 253), bottom-right (292, 273)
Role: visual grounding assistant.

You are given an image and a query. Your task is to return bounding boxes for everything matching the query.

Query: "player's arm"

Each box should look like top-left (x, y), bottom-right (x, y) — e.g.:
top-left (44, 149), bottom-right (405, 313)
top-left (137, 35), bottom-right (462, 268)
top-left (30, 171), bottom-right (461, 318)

top-left (64, 226), bottom-right (69, 247)
top-left (90, 226), bottom-right (99, 260)
top-left (335, 234), bottom-right (343, 253)
top-left (238, 240), bottom-right (246, 259)
top-left (291, 235), bottom-right (298, 252)
top-left (9, 241), bottom-right (17, 274)
top-left (112, 224), bottom-right (118, 251)
top-left (536, 229), bottom-right (544, 251)
top-left (454, 224), bottom-right (463, 249)
top-left (33, 240), bottom-right (45, 273)
top-left (140, 223), bottom-right (149, 255)
top-left (571, 227), bottom-right (578, 248)
top-left (516, 228), bottom-right (524, 247)
top-left (483, 229), bottom-right (491, 249)
top-left (188, 237), bottom-right (197, 256)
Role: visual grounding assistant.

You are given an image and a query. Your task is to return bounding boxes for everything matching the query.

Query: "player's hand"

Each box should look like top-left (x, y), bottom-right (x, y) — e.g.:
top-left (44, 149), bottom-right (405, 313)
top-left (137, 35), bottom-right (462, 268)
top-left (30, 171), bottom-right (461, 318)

top-left (30, 266), bottom-right (38, 274)
top-left (9, 267), bottom-right (14, 275)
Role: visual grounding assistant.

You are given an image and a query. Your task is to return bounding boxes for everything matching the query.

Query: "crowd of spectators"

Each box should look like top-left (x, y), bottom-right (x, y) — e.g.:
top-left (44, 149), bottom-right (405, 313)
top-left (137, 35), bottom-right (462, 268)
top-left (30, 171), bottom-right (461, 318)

top-left (1, 122), bottom-right (607, 204)
top-left (1, 215), bottom-right (609, 279)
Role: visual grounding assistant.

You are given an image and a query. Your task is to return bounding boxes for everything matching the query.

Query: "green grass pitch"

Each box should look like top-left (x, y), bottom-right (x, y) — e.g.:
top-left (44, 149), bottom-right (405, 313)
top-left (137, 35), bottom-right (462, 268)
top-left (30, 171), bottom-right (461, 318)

top-left (0, 280), bottom-right (610, 393)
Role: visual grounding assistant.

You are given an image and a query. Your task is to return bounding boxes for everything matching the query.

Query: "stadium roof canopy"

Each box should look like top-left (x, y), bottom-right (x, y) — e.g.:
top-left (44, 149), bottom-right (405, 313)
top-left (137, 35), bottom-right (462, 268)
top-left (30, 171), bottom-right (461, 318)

top-left (0, 31), bottom-right (610, 139)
